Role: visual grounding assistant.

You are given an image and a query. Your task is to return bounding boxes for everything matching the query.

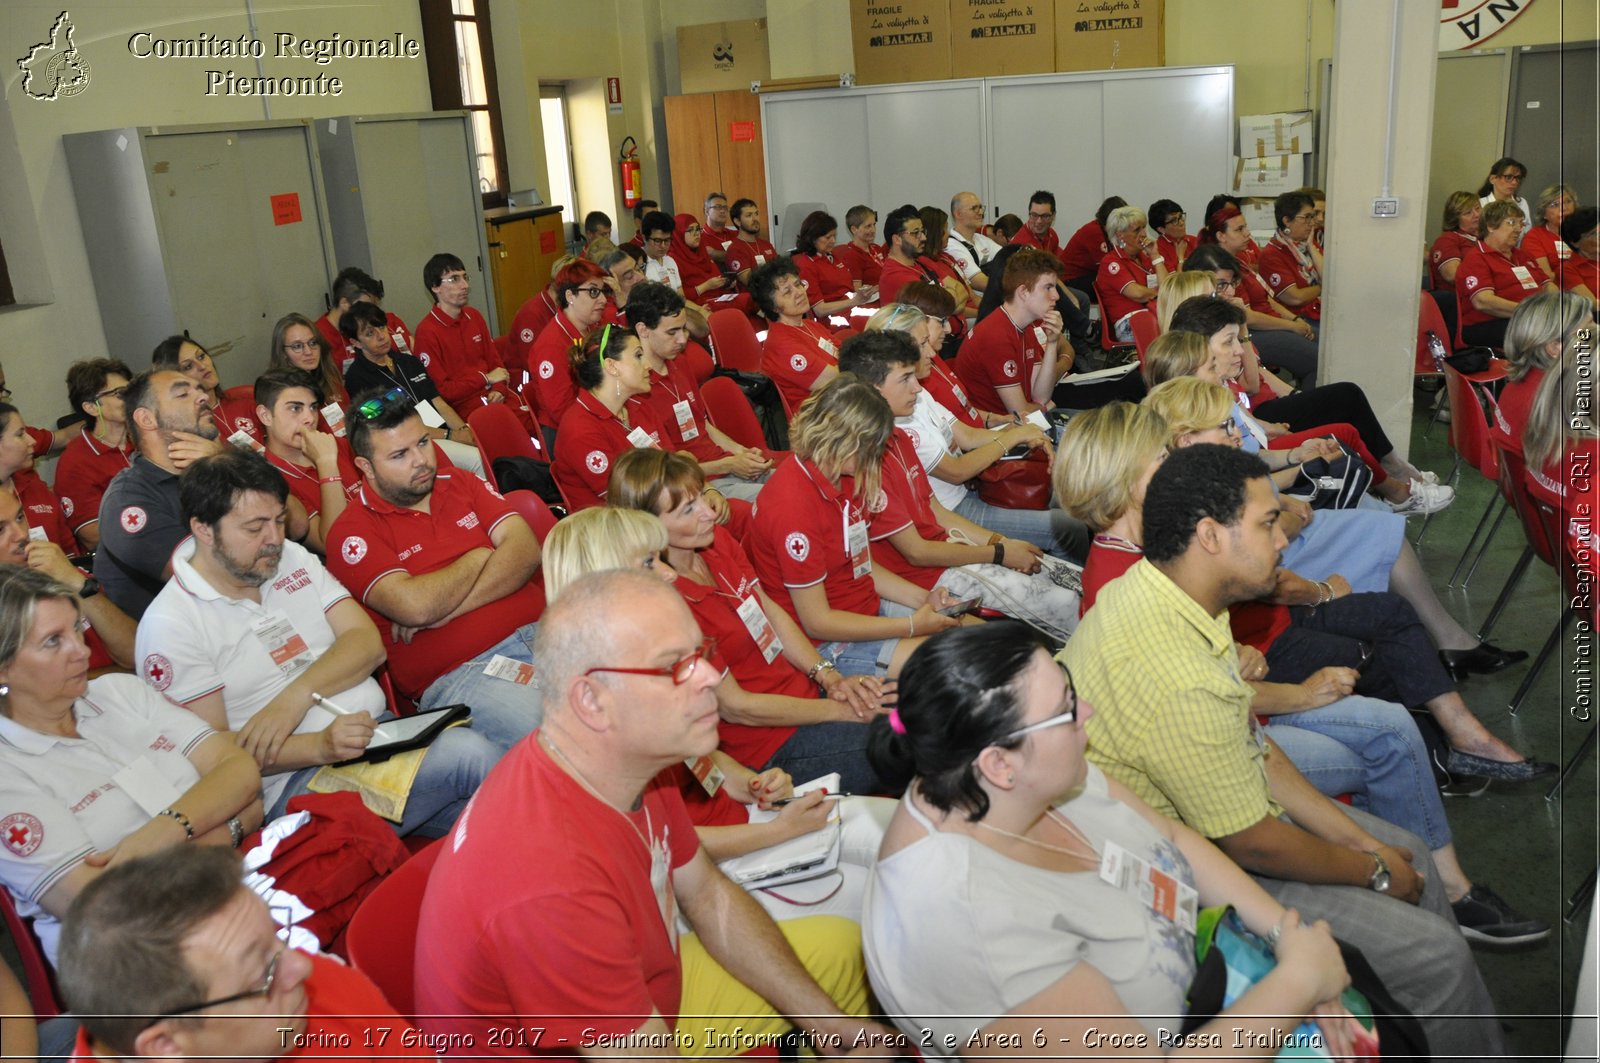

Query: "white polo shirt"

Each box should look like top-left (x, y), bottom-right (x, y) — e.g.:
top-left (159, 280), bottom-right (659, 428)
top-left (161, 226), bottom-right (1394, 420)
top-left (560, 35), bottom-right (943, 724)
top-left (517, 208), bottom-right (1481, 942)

top-left (899, 391), bottom-right (968, 510)
top-left (0, 673), bottom-right (214, 963)
top-left (945, 231), bottom-right (1003, 282)
top-left (645, 254), bottom-right (684, 292)
top-left (136, 538), bottom-right (385, 810)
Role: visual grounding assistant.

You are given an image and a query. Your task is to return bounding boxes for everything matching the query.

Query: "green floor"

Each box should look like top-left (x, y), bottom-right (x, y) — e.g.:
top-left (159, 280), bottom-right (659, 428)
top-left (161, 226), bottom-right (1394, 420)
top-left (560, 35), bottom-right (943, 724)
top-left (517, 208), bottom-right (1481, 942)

top-left (1404, 395), bottom-right (1596, 1057)
top-left (3, 398), bottom-right (1596, 1055)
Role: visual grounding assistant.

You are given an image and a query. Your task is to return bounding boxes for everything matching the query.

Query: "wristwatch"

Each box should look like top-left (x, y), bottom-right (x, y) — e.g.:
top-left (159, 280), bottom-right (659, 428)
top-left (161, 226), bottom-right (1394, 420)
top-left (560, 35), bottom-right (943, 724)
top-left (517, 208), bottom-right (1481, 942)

top-left (77, 576), bottom-right (101, 600)
top-left (1366, 849), bottom-right (1391, 893)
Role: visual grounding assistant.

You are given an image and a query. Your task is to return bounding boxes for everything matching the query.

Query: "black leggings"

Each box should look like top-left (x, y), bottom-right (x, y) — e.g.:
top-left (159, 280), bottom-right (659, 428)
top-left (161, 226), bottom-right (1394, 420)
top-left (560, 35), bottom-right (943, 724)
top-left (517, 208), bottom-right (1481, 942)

top-left (1254, 381), bottom-right (1394, 460)
top-left (1461, 319), bottom-right (1508, 350)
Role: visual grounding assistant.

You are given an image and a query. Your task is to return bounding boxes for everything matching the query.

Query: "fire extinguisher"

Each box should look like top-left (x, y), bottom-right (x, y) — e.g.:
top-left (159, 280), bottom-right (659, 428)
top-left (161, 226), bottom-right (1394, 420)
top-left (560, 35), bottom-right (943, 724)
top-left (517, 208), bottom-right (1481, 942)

top-left (619, 136), bottom-right (642, 210)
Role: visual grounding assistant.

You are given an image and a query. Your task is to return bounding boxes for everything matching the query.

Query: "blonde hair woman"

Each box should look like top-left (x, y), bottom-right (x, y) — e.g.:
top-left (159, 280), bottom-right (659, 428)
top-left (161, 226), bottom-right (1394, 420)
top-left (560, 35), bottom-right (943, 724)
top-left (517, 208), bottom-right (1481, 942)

top-left (1096, 206), bottom-right (1164, 341)
top-left (1053, 402), bottom-right (1167, 614)
top-left (1154, 270), bottom-right (1214, 332)
top-left (1524, 335), bottom-right (1600, 487)
top-left (541, 505), bottom-right (668, 600)
top-left (746, 376), bottom-right (962, 680)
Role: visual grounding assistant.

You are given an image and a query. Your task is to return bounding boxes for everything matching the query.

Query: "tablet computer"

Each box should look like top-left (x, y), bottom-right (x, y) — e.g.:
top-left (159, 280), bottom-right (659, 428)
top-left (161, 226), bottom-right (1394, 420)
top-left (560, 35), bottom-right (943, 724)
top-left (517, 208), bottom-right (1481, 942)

top-left (339, 703), bottom-right (471, 765)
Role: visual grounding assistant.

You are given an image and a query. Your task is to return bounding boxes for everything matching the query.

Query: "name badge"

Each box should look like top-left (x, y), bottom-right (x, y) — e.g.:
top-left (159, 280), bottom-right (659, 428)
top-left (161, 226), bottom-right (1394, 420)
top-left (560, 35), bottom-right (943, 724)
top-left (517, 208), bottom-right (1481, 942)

top-left (227, 428), bottom-right (265, 455)
top-left (672, 399), bottom-right (699, 441)
top-left (483, 654), bottom-right (536, 685)
top-left (1511, 264), bottom-right (1538, 290)
top-left (1032, 325), bottom-right (1047, 348)
top-left (390, 328), bottom-right (411, 353)
top-left (754, 254), bottom-right (768, 267)
top-left (1100, 839), bottom-right (1199, 932)
top-left (626, 425), bottom-right (656, 449)
top-left (27, 525), bottom-right (46, 542)
top-left (1555, 240), bottom-right (1572, 259)
top-left (1146, 272), bottom-right (1159, 288)
top-left (844, 513), bottom-right (871, 579)
top-left (112, 756), bottom-right (184, 817)
top-left (736, 594), bottom-right (783, 663)
top-left (251, 612), bottom-right (314, 677)
top-left (321, 402), bottom-right (347, 438)
top-left (415, 401), bottom-right (446, 429)
top-left (684, 755), bottom-right (725, 797)
top-left (818, 337), bottom-right (838, 358)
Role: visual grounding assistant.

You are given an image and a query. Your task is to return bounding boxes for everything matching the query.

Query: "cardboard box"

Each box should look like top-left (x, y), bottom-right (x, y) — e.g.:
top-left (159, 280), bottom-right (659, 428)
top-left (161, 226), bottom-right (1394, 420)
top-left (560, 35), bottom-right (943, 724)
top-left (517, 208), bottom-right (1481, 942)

top-left (1231, 155), bottom-right (1308, 198)
top-left (1238, 111), bottom-right (1314, 157)
top-left (950, 0), bottom-right (1055, 78)
top-left (849, 0), bottom-right (952, 85)
top-left (678, 20), bottom-right (770, 95)
top-left (1054, 0), bottom-right (1163, 72)
top-left (1240, 196), bottom-right (1278, 239)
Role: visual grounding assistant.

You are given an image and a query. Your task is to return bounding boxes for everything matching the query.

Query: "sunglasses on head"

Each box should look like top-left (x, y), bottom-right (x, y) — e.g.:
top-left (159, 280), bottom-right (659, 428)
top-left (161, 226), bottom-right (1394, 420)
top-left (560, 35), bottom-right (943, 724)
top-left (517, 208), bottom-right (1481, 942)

top-left (354, 387), bottom-right (407, 421)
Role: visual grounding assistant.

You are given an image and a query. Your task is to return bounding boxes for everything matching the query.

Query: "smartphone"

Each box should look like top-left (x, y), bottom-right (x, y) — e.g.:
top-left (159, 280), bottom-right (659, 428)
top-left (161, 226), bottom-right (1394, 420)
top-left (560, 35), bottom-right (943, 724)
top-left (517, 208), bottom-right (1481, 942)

top-left (999, 443), bottom-right (1032, 460)
top-left (936, 596), bottom-right (983, 617)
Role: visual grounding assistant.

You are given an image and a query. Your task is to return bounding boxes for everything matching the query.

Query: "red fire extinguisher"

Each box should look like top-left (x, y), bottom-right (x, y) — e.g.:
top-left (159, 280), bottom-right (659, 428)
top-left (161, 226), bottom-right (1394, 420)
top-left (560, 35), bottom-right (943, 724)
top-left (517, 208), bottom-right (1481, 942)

top-left (619, 136), bottom-right (642, 210)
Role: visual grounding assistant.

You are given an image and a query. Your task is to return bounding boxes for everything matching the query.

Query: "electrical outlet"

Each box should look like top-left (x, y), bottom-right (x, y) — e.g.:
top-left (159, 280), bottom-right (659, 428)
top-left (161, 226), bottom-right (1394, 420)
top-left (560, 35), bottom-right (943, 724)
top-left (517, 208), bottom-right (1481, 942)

top-left (1371, 197), bottom-right (1400, 218)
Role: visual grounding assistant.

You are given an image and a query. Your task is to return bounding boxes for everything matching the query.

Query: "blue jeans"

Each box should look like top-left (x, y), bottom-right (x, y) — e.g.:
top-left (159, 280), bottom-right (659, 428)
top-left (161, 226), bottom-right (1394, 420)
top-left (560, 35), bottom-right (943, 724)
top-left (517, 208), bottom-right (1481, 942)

top-left (268, 712), bottom-right (501, 838)
top-left (817, 604), bottom-right (900, 677)
top-left (1265, 695), bottom-right (1452, 850)
top-left (420, 623), bottom-right (543, 751)
top-left (953, 493), bottom-right (1089, 563)
top-left (763, 721), bottom-right (881, 794)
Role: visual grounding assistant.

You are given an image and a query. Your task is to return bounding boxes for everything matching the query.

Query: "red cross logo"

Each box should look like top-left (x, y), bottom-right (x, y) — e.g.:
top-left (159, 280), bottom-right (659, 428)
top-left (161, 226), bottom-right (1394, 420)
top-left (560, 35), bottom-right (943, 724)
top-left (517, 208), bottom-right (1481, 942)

top-left (341, 536), bottom-right (368, 564)
top-left (142, 653), bottom-right (173, 691)
top-left (1, 813), bottom-right (42, 857)
top-left (120, 506), bottom-right (147, 533)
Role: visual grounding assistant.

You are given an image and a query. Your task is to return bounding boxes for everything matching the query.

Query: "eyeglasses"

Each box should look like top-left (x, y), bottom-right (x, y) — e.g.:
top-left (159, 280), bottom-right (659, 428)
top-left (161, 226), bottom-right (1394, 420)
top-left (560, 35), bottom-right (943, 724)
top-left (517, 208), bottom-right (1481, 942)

top-left (156, 948), bottom-right (283, 1022)
top-left (96, 386), bottom-right (129, 401)
top-left (1165, 213), bottom-right (1187, 223)
top-left (1494, 172), bottom-right (1525, 183)
top-left (354, 387), bottom-right (407, 421)
top-left (997, 663), bottom-right (1078, 742)
top-left (584, 637), bottom-right (718, 686)
top-left (1027, 210), bottom-right (1055, 221)
top-left (283, 340), bottom-right (317, 354)
top-left (576, 286), bottom-right (609, 300)
top-left (1213, 278), bottom-right (1237, 292)
top-left (685, 225), bottom-right (703, 234)
top-left (1217, 418), bottom-right (1241, 435)
top-left (439, 273), bottom-right (470, 286)
top-left (901, 227), bottom-right (926, 238)
top-left (646, 236), bottom-right (673, 246)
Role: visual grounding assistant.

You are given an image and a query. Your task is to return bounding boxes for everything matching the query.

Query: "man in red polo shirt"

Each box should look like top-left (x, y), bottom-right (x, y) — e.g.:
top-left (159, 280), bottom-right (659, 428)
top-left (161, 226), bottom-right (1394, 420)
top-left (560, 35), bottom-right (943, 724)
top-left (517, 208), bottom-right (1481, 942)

top-left (702, 191), bottom-right (737, 263)
top-left (327, 389), bottom-right (544, 749)
top-left (1010, 190), bottom-right (1065, 261)
top-left (723, 197), bottom-right (778, 287)
top-left (955, 248), bottom-right (1067, 416)
top-left (315, 267), bottom-right (415, 373)
top-left (255, 367), bottom-right (360, 556)
top-left (412, 252), bottom-right (538, 435)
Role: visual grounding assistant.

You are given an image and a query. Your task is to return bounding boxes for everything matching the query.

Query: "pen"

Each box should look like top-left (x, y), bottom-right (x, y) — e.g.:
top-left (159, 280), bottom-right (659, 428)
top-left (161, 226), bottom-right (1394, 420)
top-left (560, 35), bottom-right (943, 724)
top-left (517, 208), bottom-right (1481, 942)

top-left (312, 692), bottom-right (393, 742)
top-left (770, 793), bottom-right (852, 807)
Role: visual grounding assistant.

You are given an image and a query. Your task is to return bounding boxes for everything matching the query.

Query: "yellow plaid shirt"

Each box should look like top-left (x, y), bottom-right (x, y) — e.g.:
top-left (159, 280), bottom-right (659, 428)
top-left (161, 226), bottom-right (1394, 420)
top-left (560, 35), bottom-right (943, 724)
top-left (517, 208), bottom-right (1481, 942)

top-left (1059, 558), bottom-right (1283, 837)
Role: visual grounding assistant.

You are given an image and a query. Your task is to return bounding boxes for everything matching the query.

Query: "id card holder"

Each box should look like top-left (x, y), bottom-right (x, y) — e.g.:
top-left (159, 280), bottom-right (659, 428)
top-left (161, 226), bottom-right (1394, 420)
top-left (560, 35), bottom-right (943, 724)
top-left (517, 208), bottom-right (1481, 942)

top-left (112, 756), bottom-right (184, 817)
top-left (672, 399), bottom-right (699, 441)
top-left (819, 336), bottom-right (839, 358)
top-left (227, 428), bottom-right (265, 455)
top-left (626, 425), bottom-right (656, 449)
top-left (27, 525), bottom-right (45, 542)
top-left (684, 755), bottom-right (725, 797)
top-left (321, 402), bottom-right (347, 437)
top-left (1556, 240), bottom-right (1573, 259)
top-left (1032, 325), bottom-right (1048, 348)
top-left (1510, 264), bottom-right (1538, 290)
top-left (1146, 271), bottom-right (1159, 289)
top-left (415, 401), bottom-right (445, 429)
top-left (1100, 839), bottom-right (1199, 932)
top-left (844, 513), bottom-right (871, 579)
top-left (251, 613), bottom-right (314, 677)
top-left (737, 594), bottom-right (783, 663)
top-left (483, 654), bottom-right (536, 685)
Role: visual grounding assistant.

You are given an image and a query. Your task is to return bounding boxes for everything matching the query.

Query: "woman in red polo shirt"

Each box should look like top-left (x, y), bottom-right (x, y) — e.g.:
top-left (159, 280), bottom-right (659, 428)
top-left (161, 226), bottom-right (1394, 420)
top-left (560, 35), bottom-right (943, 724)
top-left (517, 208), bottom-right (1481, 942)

top-left (1429, 193), bottom-right (1483, 291)
top-left (1559, 207), bottom-right (1600, 303)
top-left (1095, 205), bottom-right (1165, 343)
top-left (1195, 207), bottom-right (1318, 383)
top-left (834, 205), bottom-right (885, 287)
top-left (1496, 291), bottom-right (1592, 442)
top-left (1524, 184), bottom-right (1577, 280)
top-left (269, 313), bottom-right (349, 435)
top-left (1457, 200), bottom-right (1559, 349)
top-left (0, 404), bottom-right (74, 551)
top-left (754, 258), bottom-right (843, 415)
top-left (794, 210), bottom-right (875, 321)
top-left (551, 325), bottom-right (665, 511)
top-left (1525, 335), bottom-right (1600, 580)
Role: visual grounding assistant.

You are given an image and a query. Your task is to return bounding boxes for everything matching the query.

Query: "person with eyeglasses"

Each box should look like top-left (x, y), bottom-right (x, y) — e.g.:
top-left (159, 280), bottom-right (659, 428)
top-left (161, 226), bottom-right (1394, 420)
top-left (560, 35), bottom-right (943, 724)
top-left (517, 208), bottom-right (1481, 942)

top-left (944, 191), bottom-right (1003, 295)
top-left (528, 258), bottom-right (613, 437)
top-left (1062, 444), bottom-right (1519, 1059)
top-left (1009, 189), bottom-right (1065, 260)
top-left (1456, 199), bottom-right (1559, 350)
top-left (1477, 156), bottom-right (1533, 231)
top-left (878, 205), bottom-right (969, 350)
top-left (1258, 191), bottom-right (1324, 327)
top-left (1192, 216), bottom-right (1319, 385)
top-left (57, 845), bottom-right (433, 1063)
top-left (417, 567), bottom-right (898, 1056)
top-left (639, 211), bottom-right (713, 340)
top-left (724, 197), bottom-right (779, 289)
top-left (701, 191), bottom-right (736, 263)
top-left (862, 620), bottom-right (1361, 1061)
top-left (151, 334), bottom-right (267, 453)
top-left (508, 253), bottom-right (577, 378)
top-left (55, 358), bottom-right (135, 552)
top-left (412, 251), bottom-right (540, 437)
top-left (270, 312), bottom-right (349, 431)
top-left (1148, 198), bottom-right (1197, 273)
top-left (794, 210), bottom-right (878, 319)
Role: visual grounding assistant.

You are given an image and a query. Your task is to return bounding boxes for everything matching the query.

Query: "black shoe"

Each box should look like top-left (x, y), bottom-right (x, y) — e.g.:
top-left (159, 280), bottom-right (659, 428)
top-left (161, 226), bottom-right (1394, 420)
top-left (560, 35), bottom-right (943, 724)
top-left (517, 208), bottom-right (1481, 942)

top-left (1451, 885), bottom-right (1552, 946)
top-left (1438, 642), bottom-right (1530, 681)
top-left (1445, 749), bottom-right (1558, 781)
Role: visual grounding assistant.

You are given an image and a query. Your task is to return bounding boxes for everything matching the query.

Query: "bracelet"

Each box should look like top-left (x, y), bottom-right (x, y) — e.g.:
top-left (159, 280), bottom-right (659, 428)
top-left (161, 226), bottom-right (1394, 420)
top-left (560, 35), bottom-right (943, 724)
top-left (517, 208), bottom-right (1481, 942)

top-left (157, 808), bottom-right (195, 841)
top-left (1313, 580), bottom-right (1333, 606)
top-left (993, 542), bottom-right (1005, 565)
top-left (805, 658), bottom-right (832, 681)
top-left (908, 613), bottom-right (916, 638)
top-left (810, 661), bottom-right (838, 688)
top-left (227, 816), bottom-right (245, 848)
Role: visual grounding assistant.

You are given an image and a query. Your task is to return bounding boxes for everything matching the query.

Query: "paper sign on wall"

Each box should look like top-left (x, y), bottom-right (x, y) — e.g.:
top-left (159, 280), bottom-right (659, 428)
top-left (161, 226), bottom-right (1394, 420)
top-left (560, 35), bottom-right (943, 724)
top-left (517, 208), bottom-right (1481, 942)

top-left (606, 76), bottom-right (623, 114)
top-left (729, 121), bottom-right (755, 143)
top-left (270, 192), bottom-right (302, 226)
top-left (539, 228), bottom-right (559, 253)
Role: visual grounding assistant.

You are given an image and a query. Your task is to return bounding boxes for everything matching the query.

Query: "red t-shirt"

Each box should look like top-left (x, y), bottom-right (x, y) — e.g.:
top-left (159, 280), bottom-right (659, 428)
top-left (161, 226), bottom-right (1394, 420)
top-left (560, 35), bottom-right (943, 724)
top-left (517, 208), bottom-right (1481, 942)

top-left (325, 471), bottom-right (540, 697)
top-left (264, 443), bottom-right (361, 523)
top-left (834, 242), bottom-right (885, 286)
top-left (1258, 237), bottom-right (1322, 320)
top-left (868, 429), bottom-right (947, 590)
top-left (1457, 241), bottom-right (1551, 327)
top-left (1560, 254), bottom-right (1600, 297)
top-left (1235, 239), bottom-right (1264, 270)
top-left (1521, 226), bottom-right (1571, 271)
top-left (761, 320), bottom-right (840, 415)
top-left (796, 252), bottom-right (856, 303)
top-left (413, 304), bottom-right (504, 409)
top-left (315, 313), bottom-right (359, 373)
top-left (1428, 230), bottom-right (1477, 290)
top-left (923, 359), bottom-right (986, 427)
top-left (1154, 234), bottom-right (1198, 274)
top-left (1081, 537), bottom-right (1142, 615)
top-left (954, 306), bottom-right (1047, 413)
top-left (509, 290), bottom-right (561, 374)
top-left (528, 312), bottom-right (587, 427)
top-left (1494, 367), bottom-right (1544, 442)
top-left (1096, 248), bottom-right (1159, 326)
top-left (71, 953), bottom-right (432, 1063)
top-left (1010, 223), bottom-right (1064, 262)
top-left (15, 469), bottom-right (75, 551)
top-left (1235, 262), bottom-right (1277, 316)
top-left (1058, 220), bottom-right (1106, 280)
top-left (724, 237), bottom-right (778, 280)
top-left (675, 525), bottom-right (815, 768)
top-left (876, 255), bottom-right (940, 308)
top-left (416, 741), bottom-right (700, 1053)
top-left (701, 224), bottom-right (737, 256)
top-left (213, 388), bottom-right (265, 449)
top-left (747, 456), bottom-right (880, 624)
top-left (642, 354), bottom-right (723, 464)
top-left (52, 428), bottom-right (134, 537)
top-left (552, 390), bottom-right (664, 511)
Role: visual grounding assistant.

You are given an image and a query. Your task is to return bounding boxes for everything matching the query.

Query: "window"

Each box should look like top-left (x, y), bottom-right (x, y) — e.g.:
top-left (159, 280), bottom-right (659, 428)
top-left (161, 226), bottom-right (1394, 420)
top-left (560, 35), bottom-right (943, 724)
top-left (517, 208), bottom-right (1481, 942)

top-left (419, 0), bottom-right (509, 209)
top-left (539, 85), bottom-right (577, 235)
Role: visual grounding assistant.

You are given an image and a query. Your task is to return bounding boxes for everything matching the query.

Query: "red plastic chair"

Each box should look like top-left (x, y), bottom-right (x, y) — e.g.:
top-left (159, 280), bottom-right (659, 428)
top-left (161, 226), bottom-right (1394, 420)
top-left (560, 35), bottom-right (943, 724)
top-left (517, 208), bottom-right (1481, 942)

top-left (376, 664), bottom-right (417, 717)
top-left (345, 838), bottom-right (445, 1022)
top-left (1, 884), bottom-right (61, 1016)
top-left (1416, 292), bottom-right (1450, 377)
top-left (708, 309), bottom-right (763, 373)
top-left (1418, 358), bottom-right (1507, 546)
top-left (680, 340), bottom-right (717, 385)
top-left (1476, 430), bottom-right (1559, 643)
top-left (468, 402), bottom-right (545, 473)
top-left (1128, 309), bottom-right (1158, 363)
top-left (1090, 275), bottom-right (1118, 351)
top-left (701, 376), bottom-right (768, 451)
top-left (505, 488), bottom-right (559, 545)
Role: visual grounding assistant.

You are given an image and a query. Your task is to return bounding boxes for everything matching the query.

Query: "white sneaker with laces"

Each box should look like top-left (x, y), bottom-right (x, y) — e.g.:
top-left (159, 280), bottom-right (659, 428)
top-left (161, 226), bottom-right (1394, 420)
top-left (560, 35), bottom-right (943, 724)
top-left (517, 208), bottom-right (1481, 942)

top-left (1390, 477), bottom-right (1455, 515)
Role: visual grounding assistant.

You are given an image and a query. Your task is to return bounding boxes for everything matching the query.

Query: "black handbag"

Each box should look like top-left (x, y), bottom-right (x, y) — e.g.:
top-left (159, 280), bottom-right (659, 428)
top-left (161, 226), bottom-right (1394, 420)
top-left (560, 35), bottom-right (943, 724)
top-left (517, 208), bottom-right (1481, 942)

top-left (1283, 446), bottom-right (1374, 511)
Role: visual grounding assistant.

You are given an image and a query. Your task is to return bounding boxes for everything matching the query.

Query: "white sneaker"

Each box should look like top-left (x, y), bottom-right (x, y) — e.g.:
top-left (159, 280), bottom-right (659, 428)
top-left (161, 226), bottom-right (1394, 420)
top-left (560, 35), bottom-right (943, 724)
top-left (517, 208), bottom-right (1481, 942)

top-left (1415, 470), bottom-right (1442, 486)
top-left (1390, 477), bottom-right (1455, 515)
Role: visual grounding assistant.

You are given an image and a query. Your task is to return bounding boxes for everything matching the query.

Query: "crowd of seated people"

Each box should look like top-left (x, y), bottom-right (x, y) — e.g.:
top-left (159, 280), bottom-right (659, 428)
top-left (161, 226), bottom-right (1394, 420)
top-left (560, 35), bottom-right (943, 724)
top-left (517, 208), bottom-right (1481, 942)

top-left (2, 169), bottom-right (1592, 1062)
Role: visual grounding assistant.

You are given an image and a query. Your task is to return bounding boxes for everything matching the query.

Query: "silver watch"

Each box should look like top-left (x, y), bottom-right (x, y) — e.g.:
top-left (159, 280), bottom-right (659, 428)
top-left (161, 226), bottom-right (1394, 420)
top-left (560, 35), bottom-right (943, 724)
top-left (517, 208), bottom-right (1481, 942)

top-left (1366, 849), bottom-right (1391, 893)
